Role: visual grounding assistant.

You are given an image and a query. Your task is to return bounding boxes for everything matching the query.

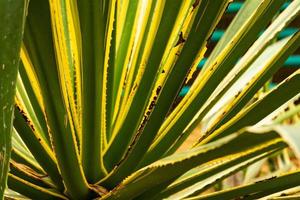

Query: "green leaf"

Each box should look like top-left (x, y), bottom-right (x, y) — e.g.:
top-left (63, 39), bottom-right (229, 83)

top-left (105, 1), bottom-right (117, 142)
top-left (103, 0), bottom-right (185, 177)
top-left (101, 129), bottom-right (283, 199)
top-left (141, 0), bottom-right (286, 166)
top-left (171, 125), bottom-right (300, 199)
top-left (4, 0), bottom-right (300, 199)
top-left (139, 146), bottom-right (281, 200)
top-left (200, 71), bottom-right (300, 144)
top-left (17, 64), bottom-right (51, 145)
top-left (101, 0), bottom-right (230, 188)
top-left (9, 159), bottom-right (53, 189)
top-left (171, 0), bottom-right (300, 152)
top-left (76, 0), bottom-right (115, 182)
top-left (204, 32), bottom-right (300, 137)
top-left (273, 103), bottom-right (300, 123)
top-left (23, 0), bottom-right (90, 197)
top-left (13, 108), bottom-right (63, 190)
top-left (0, 0), bottom-right (27, 197)
top-left (110, 0), bottom-right (140, 129)
top-left (48, 0), bottom-right (82, 146)
top-left (189, 170), bottom-right (300, 200)
top-left (11, 129), bottom-right (45, 175)
top-left (7, 174), bottom-right (67, 200)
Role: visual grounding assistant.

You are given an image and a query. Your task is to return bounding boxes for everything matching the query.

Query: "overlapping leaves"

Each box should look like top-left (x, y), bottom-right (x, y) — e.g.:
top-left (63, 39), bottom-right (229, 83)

top-left (1, 0), bottom-right (300, 199)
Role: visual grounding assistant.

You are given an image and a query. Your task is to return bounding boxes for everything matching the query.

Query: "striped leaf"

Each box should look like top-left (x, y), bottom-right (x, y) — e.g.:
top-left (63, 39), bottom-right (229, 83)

top-left (0, 0), bottom-right (27, 197)
top-left (3, 0), bottom-right (300, 199)
top-left (22, 0), bottom-right (90, 198)
top-left (141, 0), bottom-right (286, 166)
top-left (101, 129), bottom-right (285, 199)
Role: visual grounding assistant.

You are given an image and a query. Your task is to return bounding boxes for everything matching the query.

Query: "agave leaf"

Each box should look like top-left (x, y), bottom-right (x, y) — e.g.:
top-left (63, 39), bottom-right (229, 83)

top-left (104, 1), bottom-right (117, 143)
top-left (165, 31), bottom-right (300, 157)
top-left (112, 0), bottom-right (192, 129)
top-left (261, 186), bottom-right (300, 199)
top-left (139, 145), bottom-right (282, 199)
top-left (9, 159), bottom-right (53, 189)
top-left (185, 124), bottom-right (300, 199)
top-left (141, 0), bottom-right (286, 166)
top-left (4, 0), bottom-right (300, 199)
top-left (270, 195), bottom-right (300, 200)
top-left (7, 174), bottom-right (67, 200)
top-left (176, 0), bottom-right (300, 149)
top-left (110, 0), bottom-right (141, 130)
top-left (204, 32), bottom-right (300, 137)
top-left (101, 0), bottom-right (230, 188)
top-left (13, 108), bottom-right (63, 190)
top-left (162, 152), bottom-right (278, 200)
top-left (76, 0), bottom-right (116, 182)
top-left (0, 0), bottom-right (27, 197)
top-left (23, 0), bottom-right (90, 197)
top-left (4, 188), bottom-right (28, 200)
top-left (200, 0), bottom-right (266, 71)
top-left (189, 170), bottom-right (300, 200)
top-left (110, 0), bottom-right (166, 132)
top-left (204, 0), bottom-right (300, 121)
top-left (19, 48), bottom-right (48, 135)
top-left (273, 103), bottom-right (300, 124)
top-left (101, 129), bottom-right (283, 199)
top-left (49, 0), bottom-right (82, 145)
top-left (16, 74), bottom-right (51, 146)
top-left (200, 71), bottom-right (300, 144)
top-left (103, 0), bottom-right (186, 175)
top-left (11, 129), bottom-right (44, 174)
top-left (257, 93), bottom-right (300, 127)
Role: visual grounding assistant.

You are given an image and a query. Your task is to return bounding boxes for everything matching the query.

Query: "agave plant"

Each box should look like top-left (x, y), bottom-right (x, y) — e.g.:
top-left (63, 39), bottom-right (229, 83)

top-left (1, 0), bottom-right (300, 199)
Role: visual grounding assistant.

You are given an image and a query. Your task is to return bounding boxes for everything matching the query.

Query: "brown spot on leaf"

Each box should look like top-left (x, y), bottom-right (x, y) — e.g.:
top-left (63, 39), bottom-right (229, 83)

top-left (156, 86), bottom-right (162, 95)
top-left (192, 0), bottom-right (201, 9)
top-left (175, 32), bottom-right (186, 47)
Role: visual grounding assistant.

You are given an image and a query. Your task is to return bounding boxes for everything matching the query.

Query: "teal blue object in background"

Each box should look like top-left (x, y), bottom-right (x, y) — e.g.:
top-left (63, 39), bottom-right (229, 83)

top-left (285, 55), bottom-right (300, 66)
top-left (197, 55), bottom-right (300, 69)
top-left (179, 86), bottom-right (190, 97)
top-left (211, 28), bottom-right (298, 42)
top-left (226, 1), bottom-right (290, 13)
